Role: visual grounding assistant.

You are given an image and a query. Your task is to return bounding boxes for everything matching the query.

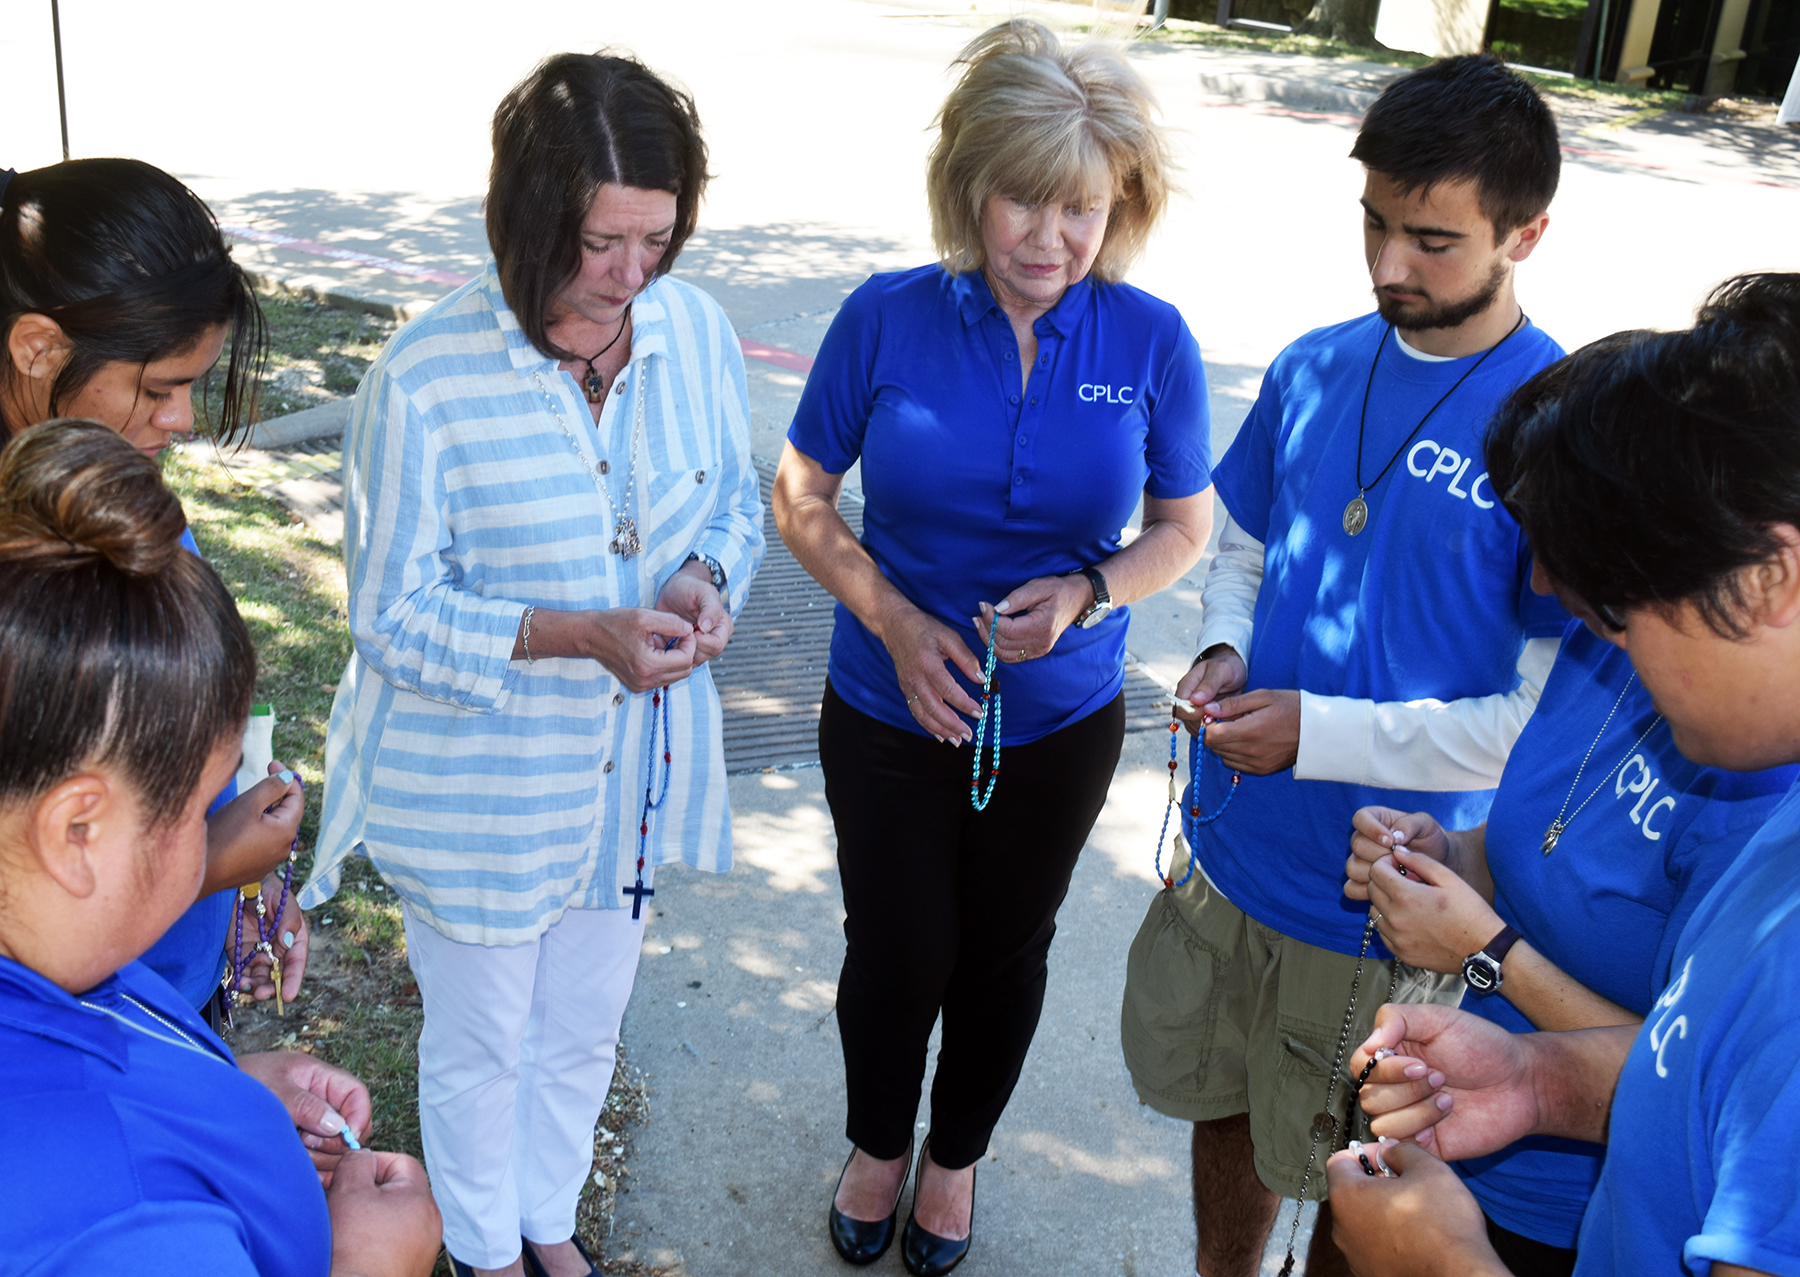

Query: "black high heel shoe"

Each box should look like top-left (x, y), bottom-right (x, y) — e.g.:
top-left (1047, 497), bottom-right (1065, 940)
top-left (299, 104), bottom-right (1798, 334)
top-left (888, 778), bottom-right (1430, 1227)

top-left (829, 1139), bottom-right (916, 1266)
top-left (901, 1138), bottom-right (975, 1277)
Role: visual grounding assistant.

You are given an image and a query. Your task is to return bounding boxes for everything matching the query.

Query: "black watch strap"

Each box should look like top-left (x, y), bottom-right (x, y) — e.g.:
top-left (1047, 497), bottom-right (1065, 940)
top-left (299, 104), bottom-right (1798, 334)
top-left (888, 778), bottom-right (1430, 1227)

top-left (1484, 924), bottom-right (1523, 964)
top-left (1079, 566), bottom-right (1110, 607)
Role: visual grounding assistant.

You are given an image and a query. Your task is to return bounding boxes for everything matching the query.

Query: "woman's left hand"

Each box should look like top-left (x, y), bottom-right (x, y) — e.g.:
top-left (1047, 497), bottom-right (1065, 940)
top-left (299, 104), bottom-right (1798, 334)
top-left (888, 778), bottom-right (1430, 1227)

top-left (236, 887), bottom-right (310, 1007)
top-left (974, 574), bottom-right (1090, 664)
top-left (656, 568), bottom-right (733, 666)
top-left (237, 1050), bottom-right (372, 1181)
top-left (1367, 846), bottom-right (1503, 975)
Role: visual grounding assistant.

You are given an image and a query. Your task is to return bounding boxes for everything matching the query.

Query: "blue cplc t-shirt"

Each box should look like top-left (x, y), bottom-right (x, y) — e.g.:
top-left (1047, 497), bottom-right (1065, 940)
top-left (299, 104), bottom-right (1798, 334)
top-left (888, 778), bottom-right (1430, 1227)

top-left (1453, 620), bottom-right (1795, 1249)
top-left (1577, 779), bottom-right (1800, 1276)
top-left (788, 265), bottom-right (1213, 744)
top-left (0, 955), bottom-right (331, 1276)
top-left (138, 525), bottom-right (241, 1009)
top-left (1198, 313), bottom-right (1568, 955)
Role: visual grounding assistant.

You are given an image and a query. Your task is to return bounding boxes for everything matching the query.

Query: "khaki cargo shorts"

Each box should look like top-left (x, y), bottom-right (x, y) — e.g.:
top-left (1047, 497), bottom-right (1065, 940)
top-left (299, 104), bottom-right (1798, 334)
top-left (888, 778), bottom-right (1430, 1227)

top-left (1119, 869), bottom-right (1463, 1200)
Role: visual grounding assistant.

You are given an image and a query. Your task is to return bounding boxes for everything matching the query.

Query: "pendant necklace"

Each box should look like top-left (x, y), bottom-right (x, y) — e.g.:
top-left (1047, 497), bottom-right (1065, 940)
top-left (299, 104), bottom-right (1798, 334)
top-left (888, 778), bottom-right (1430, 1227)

top-left (1541, 672), bottom-right (1664, 853)
top-left (533, 366), bottom-right (646, 558)
top-left (573, 312), bottom-right (631, 404)
top-left (1344, 312), bottom-right (1528, 537)
top-left (1150, 713), bottom-right (1240, 888)
top-left (624, 679), bottom-right (675, 919)
top-left (969, 625), bottom-right (1003, 810)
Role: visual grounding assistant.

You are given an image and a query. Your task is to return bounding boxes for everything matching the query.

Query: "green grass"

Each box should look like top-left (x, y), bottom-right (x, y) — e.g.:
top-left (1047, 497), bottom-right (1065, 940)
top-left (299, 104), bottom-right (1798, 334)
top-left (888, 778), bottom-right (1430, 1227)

top-left (198, 294), bottom-right (396, 429)
top-left (1132, 18), bottom-right (1692, 108)
top-left (168, 393), bottom-right (662, 1275)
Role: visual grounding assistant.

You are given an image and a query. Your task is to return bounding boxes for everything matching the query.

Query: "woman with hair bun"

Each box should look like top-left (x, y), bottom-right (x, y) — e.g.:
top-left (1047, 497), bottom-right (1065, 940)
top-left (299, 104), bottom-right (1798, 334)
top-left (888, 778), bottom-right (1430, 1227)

top-left (774, 20), bottom-right (1213, 1273)
top-left (0, 157), bottom-right (307, 1020)
top-left (0, 419), bottom-right (440, 1277)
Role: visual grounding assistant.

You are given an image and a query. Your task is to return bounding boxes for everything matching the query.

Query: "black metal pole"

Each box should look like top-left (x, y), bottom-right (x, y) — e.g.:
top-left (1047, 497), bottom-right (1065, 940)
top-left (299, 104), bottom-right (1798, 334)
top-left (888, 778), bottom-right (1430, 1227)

top-left (51, 0), bottom-right (70, 161)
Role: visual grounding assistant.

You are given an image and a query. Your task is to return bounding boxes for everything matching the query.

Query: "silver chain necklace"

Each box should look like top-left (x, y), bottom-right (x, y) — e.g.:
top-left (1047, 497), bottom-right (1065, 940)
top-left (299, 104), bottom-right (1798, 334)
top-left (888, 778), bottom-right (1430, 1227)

top-left (1542, 671), bottom-right (1663, 854)
top-left (80, 991), bottom-right (224, 1062)
top-left (532, 366), bottom-right (645, 558)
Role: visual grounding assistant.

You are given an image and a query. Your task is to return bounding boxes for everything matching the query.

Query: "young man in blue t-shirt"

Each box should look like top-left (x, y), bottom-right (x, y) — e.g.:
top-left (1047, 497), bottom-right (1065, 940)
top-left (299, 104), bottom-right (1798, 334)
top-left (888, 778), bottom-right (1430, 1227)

top-left (1119, 55), bottom-right (1568, 1276)
top-left (1328, 274), bottom-right (1800, 1277)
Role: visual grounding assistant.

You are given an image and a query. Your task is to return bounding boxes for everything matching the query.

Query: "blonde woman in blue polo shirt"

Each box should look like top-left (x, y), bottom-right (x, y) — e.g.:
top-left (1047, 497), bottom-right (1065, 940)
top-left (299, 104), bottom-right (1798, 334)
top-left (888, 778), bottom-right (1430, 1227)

top-left (305, 53), bottom-right (762, 1277)
top-left (774, 20), bottom-right (1214, 1275)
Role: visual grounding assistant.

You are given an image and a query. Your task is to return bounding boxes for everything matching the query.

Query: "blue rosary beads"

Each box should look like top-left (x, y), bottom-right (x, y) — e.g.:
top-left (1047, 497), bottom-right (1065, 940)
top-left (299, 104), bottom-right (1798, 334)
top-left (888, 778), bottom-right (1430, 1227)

top-left (1151, 709), bottom-right (1240, 889)
top-left (625, 681), bottom-right (675, 919)
top-left (969, 622), bottom-right (1002, 811)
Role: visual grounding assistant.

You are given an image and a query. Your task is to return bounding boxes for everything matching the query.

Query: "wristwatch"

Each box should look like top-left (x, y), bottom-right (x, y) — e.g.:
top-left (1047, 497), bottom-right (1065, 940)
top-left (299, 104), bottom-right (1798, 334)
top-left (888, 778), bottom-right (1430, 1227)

top-left (685, 552), bottom-right (728, 609)
top-left (1073, 567), bottom-right (1113, 629)
top-left (1462, 924), bottom-right (1522, 995)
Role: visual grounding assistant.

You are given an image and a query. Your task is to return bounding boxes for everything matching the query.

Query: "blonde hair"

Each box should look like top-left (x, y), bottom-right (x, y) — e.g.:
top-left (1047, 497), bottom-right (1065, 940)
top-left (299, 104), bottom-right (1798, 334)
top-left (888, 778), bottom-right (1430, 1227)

top-left (926, 20), bottom-right (1172, 284)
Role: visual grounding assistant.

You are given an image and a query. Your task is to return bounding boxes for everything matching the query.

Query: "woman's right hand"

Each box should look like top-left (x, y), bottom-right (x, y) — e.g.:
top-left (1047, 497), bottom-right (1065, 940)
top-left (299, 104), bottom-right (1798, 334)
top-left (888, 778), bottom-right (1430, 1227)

top-left (880, 601), bottom-right (987, 744)
top-left (1346, 806), bottom-right (1450, 902)
top-left (579, 608), bottom-right (697, 693)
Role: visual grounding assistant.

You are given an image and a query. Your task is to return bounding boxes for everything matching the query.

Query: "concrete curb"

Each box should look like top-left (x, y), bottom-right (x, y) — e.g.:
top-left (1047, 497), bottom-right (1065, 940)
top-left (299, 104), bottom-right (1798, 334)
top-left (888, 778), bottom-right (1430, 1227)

top-left (1198, 68), bottom-right (1382, 115)
top-left (249, 398), bottom-right (352, 450)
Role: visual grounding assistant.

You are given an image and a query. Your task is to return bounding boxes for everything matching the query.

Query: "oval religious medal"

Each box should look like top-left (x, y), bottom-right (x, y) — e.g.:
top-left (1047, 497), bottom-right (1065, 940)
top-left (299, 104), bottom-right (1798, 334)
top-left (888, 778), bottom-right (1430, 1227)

top-left (1343, 494), bottom-right (1369, 536)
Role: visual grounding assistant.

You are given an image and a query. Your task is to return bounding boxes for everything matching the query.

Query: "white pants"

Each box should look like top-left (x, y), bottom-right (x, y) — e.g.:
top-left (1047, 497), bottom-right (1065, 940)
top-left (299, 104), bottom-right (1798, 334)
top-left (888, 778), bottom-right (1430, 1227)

top-left (402, 885), bottom-right (648, 1268)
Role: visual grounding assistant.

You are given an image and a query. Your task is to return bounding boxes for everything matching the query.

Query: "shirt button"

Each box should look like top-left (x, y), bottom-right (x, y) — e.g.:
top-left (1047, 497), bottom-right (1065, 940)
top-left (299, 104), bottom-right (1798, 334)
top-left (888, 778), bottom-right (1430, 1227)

top-left (603, 760), bottom-right (615, 774)
top-left (599, 459), bottom-right (611, 475)
top-left (696, 470), bottom-right (706, 484)
top-left (1009, 394), bottom-right (1020, 405)
top-left (613, 692), bottom-right (625, 706)
top-left (1018, 436), bottom-right (1027, 446)
top-left (1003, 351), bottom-right (1014, 362)
top-left (614, 380), bottom-right (627, 396)
top-left (1014, 474), bottom-right (1024, 486)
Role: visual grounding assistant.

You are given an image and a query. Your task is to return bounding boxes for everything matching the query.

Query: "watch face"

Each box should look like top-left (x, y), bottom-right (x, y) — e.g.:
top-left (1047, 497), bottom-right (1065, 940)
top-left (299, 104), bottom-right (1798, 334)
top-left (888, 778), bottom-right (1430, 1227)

top-left (1079, 601), bottom-right (1113, 629)
top-left (1462, 953), bottom-right (1502, 994)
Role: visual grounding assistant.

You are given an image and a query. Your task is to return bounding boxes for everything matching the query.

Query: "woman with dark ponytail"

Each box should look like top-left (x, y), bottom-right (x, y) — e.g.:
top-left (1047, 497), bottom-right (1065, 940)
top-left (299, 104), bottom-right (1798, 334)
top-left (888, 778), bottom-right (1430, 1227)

top-left (0, 419), bottom-right (441, 1276)
top-left (0, 158), bottom-right (307, 1019)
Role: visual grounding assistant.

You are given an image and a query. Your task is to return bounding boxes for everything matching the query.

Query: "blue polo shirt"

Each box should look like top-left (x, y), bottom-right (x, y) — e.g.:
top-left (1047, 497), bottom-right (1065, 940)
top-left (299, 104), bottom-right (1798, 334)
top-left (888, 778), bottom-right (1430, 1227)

top-left (789, 265), bottom-right (1212, 743)
top-left (1453, 620), bottom-right (1795, 1249)
top-left (1578, 780), bottom-right (1800, 1275)
top-left (1198, 313), bottom-right (1568, 955)
top-left (0, 955), bottom-right (330, 1275)
top-left (138, 525), bottom-right (240, 1009)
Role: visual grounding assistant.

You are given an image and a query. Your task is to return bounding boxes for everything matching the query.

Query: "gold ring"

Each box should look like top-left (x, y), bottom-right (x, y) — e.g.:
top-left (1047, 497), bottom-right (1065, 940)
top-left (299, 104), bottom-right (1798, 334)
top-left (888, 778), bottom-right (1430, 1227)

top-left (1017, 648), bottom-right (1026, 661)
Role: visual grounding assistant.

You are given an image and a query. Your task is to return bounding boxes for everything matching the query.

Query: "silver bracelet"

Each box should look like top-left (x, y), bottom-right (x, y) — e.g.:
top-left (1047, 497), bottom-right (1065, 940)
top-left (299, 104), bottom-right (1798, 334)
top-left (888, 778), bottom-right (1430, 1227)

top-left (522, 605), bottom-right (536, 664)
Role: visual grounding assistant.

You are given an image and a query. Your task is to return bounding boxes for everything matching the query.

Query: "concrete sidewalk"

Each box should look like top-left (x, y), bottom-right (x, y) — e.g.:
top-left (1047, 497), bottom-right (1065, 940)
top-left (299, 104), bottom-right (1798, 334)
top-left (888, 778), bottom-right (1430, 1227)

top-left (611, 729), bottom-right (1316, 1277)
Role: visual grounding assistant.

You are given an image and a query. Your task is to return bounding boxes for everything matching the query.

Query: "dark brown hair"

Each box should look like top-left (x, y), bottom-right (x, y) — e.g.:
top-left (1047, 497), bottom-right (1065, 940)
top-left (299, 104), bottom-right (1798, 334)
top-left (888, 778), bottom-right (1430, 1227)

top-left (487, 51), bottom-right (709, 361)
top-left (0, 159), bottom-right (268, 446)
top-left (0, 419), bottom-right (256, 825)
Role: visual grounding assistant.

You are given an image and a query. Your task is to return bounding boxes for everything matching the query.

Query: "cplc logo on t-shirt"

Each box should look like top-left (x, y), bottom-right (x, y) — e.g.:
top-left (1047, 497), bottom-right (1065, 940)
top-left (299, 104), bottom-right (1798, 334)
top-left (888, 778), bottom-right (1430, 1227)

top-left (1406, 440), bottom-right (1496, 509)
top-left (1647, 955), bottom-right (1692, 1079)
top-left (1615, 753), bottom-right (1677, 841)
top-left (1078, 383), bottom-right (1136, 404)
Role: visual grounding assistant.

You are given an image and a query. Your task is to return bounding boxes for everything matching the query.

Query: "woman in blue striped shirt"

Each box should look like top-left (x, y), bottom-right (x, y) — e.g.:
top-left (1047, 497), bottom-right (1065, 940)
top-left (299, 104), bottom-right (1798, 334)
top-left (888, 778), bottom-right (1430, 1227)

top-left (305, 53), bottom-right (763, 1277)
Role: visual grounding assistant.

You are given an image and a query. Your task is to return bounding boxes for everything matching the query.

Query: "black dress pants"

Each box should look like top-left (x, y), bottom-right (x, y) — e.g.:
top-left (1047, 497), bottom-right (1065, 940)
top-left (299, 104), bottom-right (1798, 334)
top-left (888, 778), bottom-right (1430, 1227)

top-left (820, 680), bottom-right (1126, 1172)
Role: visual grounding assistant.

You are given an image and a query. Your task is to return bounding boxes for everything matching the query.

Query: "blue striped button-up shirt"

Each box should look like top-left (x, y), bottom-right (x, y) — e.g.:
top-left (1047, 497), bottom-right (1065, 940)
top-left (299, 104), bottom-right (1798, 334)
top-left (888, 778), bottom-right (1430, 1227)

top-left (302, 264), bottom-right (764, 944)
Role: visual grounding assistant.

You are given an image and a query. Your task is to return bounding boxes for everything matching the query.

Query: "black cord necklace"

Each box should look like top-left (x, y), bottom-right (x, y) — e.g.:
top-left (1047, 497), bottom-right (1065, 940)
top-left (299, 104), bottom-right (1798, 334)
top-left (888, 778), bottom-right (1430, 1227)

top-left (573, 311), bottom-right (631, 404)
top-left (1343, 310), bottom-right (1527, 536)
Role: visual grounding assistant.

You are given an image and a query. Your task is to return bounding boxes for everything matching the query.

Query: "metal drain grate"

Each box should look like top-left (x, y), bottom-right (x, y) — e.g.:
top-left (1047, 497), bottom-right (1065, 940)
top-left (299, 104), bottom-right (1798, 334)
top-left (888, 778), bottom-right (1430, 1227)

top-left (713, 458), bottom-right (1172, 773)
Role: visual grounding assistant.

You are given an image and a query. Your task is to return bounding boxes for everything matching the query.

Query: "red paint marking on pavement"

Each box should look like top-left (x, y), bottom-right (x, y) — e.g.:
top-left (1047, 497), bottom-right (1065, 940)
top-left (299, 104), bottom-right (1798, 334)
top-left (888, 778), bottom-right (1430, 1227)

top-left (221, 224), bottom-right (474, 286)
top-left (738, 339), bottom-right (815, 374)
top-left (222, 224), bottom-right (819, 373)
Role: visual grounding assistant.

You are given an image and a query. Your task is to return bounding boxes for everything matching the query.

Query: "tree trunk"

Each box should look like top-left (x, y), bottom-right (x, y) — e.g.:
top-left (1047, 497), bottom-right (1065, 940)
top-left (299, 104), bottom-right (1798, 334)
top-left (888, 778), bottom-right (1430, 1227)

top-left (1294, 0), bottom-right (1381, 46)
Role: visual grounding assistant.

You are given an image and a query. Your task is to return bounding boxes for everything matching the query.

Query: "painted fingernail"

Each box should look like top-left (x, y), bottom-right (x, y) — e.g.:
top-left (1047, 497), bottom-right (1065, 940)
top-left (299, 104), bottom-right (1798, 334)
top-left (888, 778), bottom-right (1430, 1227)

top-left (282, 930), bottom-right (296, 948)
top-left (1404, 1063), bottom-right (1426, 1079)
top-left (995, 601), bottom-right (1010, 613)
top-left (1436, 1093), bottom-right (1453, 1111)
top-left (1429, 1071), bottom-right (1445, 1089)
top-left (319, 1107), bottom-right (346, 1135)
top-left (278, 770), bottom-right (295, 784)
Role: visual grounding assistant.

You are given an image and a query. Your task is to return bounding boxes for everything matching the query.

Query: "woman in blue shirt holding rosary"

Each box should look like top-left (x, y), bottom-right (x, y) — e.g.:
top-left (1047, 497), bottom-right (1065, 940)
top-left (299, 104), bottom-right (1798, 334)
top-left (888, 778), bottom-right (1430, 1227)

top-left (775, 20), bottom-right (1214, 1275)
top-left (0, 421), bottom-right (440, 1277)
top-left (1343, 607), bottom-right (1794, 1275)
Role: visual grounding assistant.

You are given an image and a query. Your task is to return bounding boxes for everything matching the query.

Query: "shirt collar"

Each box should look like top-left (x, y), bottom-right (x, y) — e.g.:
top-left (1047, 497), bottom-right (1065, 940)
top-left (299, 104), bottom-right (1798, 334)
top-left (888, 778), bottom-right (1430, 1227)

top-left (0, 954), bottom-right (131, 1069)
top-left (950, 266), bottom-right (1094, 337)
top-left (487, 261), bottom-right (673, 375)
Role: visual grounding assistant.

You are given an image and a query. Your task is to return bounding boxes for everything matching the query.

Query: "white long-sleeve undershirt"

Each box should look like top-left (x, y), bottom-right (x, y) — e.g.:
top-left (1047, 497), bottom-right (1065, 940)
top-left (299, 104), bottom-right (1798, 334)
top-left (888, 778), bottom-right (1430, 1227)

top-left (1194, 512), bottom-right (1559, 792)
